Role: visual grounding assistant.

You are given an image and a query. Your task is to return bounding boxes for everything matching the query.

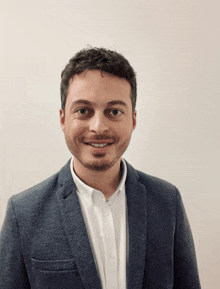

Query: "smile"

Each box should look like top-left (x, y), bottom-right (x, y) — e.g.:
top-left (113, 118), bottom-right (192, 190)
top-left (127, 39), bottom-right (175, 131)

top-left (91, 143), bottom-right (108, 148)
top-left (85, 142), bottom-right (113, 148)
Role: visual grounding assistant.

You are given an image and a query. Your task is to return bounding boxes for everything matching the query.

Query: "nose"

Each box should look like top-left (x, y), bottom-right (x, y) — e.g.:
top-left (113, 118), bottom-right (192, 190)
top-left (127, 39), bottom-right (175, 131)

top-left (89, 112), bottom-right (109, 134)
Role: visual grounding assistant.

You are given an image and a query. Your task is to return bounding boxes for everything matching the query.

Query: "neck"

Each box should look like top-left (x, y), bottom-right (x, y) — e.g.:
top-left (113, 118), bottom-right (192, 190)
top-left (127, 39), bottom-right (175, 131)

top-left (73, 158), bottom-right (122, 200)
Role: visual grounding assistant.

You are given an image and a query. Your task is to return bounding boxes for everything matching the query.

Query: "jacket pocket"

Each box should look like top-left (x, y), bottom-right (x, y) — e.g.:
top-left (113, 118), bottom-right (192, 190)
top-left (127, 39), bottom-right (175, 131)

top-left (31, 258), bottom-right (84, 289)
top-left (31, 257), bottom-right (77, 272)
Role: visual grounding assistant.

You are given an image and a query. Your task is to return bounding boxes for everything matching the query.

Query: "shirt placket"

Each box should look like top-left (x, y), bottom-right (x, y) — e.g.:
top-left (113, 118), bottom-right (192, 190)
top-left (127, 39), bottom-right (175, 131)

top-left (101, 201), bottom-right (118, 289)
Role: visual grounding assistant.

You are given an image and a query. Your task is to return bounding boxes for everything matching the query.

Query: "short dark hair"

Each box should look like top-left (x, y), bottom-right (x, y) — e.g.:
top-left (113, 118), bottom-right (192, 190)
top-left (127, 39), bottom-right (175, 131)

top-left (60, 47), bottom-right (137, 112)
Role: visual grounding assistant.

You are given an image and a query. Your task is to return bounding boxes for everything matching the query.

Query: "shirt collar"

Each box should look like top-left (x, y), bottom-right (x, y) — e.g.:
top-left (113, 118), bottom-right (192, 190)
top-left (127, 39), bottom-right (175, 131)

top-left (70, 157), bottom-right (127, 205)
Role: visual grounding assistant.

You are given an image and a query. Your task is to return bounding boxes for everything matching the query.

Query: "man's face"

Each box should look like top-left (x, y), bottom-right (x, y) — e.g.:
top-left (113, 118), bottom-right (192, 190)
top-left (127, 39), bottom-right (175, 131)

top-left (60, 69), bottom-right (136, 172)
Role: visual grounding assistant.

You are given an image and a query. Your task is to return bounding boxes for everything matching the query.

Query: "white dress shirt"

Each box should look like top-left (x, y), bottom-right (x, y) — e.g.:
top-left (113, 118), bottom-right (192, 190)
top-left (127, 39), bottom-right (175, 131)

top-left (70, 158), bottom-right (127, 289)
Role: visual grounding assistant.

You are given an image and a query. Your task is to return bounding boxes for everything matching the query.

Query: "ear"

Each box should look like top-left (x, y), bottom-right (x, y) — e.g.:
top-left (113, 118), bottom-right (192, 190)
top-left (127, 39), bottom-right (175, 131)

top-left (59, 108), bottom-right (65, 131)
top-left (132, 110), bottom-right (137, 131)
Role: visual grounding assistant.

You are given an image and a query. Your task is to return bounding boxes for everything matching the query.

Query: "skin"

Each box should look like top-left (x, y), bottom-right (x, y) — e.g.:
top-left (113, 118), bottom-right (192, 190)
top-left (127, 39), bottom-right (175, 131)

top-left (60, 69), bottom-right (136, 199)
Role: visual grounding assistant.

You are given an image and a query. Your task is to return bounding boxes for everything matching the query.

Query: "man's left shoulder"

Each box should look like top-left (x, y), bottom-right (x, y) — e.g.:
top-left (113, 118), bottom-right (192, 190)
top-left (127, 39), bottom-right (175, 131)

top-left (135, 168), bottom-right (182, 210)
top-left (137, 169), bottom-right (177, 192)
top-left (126, 161), bottom-right (180, 201)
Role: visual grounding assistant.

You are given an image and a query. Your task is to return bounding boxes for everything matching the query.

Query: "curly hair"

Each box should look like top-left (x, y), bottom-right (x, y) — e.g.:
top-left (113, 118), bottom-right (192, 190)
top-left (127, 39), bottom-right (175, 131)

top-left (60, 47), bottom-right (137, 112)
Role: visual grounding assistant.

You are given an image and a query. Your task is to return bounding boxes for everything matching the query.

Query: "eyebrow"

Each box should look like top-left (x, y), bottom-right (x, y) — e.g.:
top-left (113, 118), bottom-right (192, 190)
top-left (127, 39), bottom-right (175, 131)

top-left (71, 100), bottom-right (91, 106)
top-left (70, 99), bottom-right (128, 109)
top-left (69, 100), bottom-right (91, 111)
top-left (107, 100), bottom-right (127, 107)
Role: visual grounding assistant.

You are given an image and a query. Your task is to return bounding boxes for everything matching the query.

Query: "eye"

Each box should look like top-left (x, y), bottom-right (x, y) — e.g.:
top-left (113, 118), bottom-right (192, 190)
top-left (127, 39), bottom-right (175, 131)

top-left (74, 107), bottom-right (93, 118)
top-left (110, 109), bottom-right (121, 116)
top-left (77, 108), bottom-right (88, 115)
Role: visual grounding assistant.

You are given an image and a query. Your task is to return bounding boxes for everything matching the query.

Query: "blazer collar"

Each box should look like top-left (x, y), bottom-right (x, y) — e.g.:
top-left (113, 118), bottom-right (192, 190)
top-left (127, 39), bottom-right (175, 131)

top-left (57, 159), bottom-right (148, 289)
top-left (57, 158), bottom-right (140, 189)
top-left (125, 161), bottom-right (148, 289)
top-left (56, 159), bottom-right (102, 289)
top-left (57, 159), bottom-right (75, 196)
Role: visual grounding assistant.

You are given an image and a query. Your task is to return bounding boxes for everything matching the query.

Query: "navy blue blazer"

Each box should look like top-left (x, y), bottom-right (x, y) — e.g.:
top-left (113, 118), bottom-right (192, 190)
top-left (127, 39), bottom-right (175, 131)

top-left (0, 160), bottom-right (201, 289)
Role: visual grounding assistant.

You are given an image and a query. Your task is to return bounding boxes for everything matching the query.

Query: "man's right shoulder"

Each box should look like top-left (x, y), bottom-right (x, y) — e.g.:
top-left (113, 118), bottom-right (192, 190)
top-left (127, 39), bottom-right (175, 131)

top-left (10, 159), bottom-right (72, 209)
top-left (11, 171), bottom-right (60, 206)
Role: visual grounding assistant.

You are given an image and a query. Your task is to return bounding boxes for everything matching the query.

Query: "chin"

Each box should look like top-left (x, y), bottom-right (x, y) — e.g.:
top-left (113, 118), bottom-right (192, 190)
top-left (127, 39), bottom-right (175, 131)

top-left (83, 157), bottom-right (119, 172)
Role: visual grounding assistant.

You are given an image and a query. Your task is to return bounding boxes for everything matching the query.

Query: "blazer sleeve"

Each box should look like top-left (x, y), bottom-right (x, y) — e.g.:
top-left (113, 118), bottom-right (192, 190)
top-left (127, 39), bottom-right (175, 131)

top-left (173, 187), bottom-right (201, 289)
top-left (0, 198), bottom-right (30, 289)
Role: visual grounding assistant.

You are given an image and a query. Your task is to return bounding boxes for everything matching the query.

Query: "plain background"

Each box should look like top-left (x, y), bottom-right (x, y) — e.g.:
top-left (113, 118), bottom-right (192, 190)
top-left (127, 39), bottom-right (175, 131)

top-left (1, 0), bottom-right (220, 288)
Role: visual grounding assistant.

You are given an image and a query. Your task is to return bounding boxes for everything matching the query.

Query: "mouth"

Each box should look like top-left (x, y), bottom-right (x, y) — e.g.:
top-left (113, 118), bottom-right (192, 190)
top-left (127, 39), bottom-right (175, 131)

top-left (90, 143), bottom-right (108, 148)
top-left (85, 142), bottom-right (113, 148)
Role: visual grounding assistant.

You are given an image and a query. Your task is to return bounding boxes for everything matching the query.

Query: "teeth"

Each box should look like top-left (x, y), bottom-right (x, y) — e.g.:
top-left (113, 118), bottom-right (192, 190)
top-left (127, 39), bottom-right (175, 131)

top-left (91, 143), bottom-right (108, 148)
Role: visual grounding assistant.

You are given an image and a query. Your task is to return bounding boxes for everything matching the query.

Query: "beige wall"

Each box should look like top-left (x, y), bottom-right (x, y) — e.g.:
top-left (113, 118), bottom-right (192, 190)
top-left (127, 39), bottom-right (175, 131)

top-left (1, 0), bottom-right (220, 287)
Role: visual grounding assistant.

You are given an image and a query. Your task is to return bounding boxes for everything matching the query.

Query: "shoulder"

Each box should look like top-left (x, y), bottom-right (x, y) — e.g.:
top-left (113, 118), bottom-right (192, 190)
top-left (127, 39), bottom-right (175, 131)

top-left (137, 169), bottom-right (181, 204)
top-left (136, 169), bottom-right (177, 193)
top-left (8, 160), bottom-right (72, 218)
top-left (7, 172), bottom-right (60, 222)
top-left (11, 172), bottom-right (59, 204)
top-left (125, 160), bottom-right (181, 204)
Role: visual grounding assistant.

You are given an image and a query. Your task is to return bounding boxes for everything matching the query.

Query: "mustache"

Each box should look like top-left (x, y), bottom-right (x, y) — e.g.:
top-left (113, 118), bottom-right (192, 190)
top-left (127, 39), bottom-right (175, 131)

top-left (81, 135), bottom-right (118, 142)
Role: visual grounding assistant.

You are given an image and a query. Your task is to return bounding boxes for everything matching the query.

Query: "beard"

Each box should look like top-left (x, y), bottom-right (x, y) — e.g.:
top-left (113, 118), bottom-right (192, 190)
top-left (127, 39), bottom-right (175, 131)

top-left (76, 134), bottom-right (120, 171)
top-left (66, 132), bottom-right (132, 172)
top-left (81, 155), bottom-right (118, 171)
top-left (75, 140), bottom-right (130, 172)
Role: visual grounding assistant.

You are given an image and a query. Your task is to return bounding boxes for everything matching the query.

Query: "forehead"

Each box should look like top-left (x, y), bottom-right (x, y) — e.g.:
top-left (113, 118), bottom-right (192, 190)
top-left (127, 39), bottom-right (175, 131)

top-left (66, 70), bottom-right (131, 105)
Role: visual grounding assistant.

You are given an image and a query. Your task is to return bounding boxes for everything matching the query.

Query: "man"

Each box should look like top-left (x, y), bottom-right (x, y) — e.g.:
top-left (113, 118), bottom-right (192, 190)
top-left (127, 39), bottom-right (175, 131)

top-left (0, 47), bottom-right (201, 289)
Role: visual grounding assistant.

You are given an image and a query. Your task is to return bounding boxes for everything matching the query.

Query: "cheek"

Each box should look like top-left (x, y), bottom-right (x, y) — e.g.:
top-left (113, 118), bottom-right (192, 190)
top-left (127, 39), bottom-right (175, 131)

top-left (66, 120), bottom-right (85, 134)
top-left (119, 120), bottom-right (134, 134)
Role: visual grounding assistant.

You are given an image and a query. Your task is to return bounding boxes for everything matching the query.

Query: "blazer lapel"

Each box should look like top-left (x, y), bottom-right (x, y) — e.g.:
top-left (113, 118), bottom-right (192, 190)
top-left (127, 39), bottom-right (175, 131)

top-left (56, 160), bottom-right (102, 289)
top-left (125, 162), bottom-right (148, 289)
top-left (55, 160), bottom-right (148, 289)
